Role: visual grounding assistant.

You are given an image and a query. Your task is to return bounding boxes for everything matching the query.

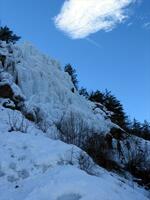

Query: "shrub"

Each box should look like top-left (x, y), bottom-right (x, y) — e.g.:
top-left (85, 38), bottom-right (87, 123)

top-left (84, 133), bottom-right (121, 171)
top-left (55, 111), bottom-right (90, 148)
top-left (8, 111), bottom-right (28, 133)
top-left (58, 147), bottom-right (96, 175)
top-left (125, 138), bottom-right (150, 189)
top-left (77, 151), bottom-right (96, 175)
top-left (55, 112), bottom-right (122, 171)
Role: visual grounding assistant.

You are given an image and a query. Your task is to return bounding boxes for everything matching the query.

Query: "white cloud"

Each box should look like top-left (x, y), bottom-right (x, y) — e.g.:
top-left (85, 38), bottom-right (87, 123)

top-left (143, 22), bottom-right (150, 30)
top-left (54, 0), bottom-right (135, 39)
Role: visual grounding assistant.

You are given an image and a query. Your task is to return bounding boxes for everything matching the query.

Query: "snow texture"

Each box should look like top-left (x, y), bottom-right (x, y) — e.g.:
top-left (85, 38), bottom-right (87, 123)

top-left (10, 41), bottom-right (114, 134)
top-left (0, 41), bottom-right (150, 200)
top-left (0, 107), bottom-right (149, 200)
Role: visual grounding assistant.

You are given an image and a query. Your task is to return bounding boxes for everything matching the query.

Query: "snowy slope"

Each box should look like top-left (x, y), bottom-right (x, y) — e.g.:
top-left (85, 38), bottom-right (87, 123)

top-left (1, 41), bottom-right (114, 136)
top-left (0, 41), bottom-right (150, 200)
top-left (0, 106), bottom-right (149, 200)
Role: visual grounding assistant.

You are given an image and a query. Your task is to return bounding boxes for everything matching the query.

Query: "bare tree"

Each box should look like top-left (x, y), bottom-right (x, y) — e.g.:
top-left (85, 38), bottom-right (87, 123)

top-left (58, 147), bottom-right (96, 175)
top-left (55, 111), bottom-right (90, 148)
top-left (8, 111), bottom-right (28, 133)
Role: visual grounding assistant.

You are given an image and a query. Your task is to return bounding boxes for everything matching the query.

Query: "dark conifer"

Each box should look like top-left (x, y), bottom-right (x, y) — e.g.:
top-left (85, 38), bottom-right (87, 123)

top-left (64, 64), bottom-right (78, 90)
top-left (0, 26), bottom-right (21, 44)
top-left (79, 87), bottom-right (89, 98)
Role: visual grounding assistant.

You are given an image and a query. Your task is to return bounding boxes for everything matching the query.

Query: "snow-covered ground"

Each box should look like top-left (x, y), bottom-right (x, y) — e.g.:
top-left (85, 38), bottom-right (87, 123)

top-left (0, 41), bottom-right (150, 199)
top-left (0, 106), bottom-right (149, 200)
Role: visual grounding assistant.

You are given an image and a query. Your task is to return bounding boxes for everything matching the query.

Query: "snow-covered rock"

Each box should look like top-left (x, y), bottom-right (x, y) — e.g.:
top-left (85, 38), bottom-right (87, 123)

top-left (0, 40), bottom-right (150, 200)
top-left (0, 41), bottom-right (114, 136)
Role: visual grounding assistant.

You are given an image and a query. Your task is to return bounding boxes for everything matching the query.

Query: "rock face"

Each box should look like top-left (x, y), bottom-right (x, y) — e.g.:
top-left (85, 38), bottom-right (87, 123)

top-left (0, 40), bottom-right (114, 135)
top-left (0, 79), bottom-right (25, 110)
top-left (0, 41), bottom-right (25, 110)
top-left (0, 55), bottom-right (6, 67)
top-left (2, 99), bottom-right (16, 110)
top-left (0, 83), bottom-right (13, 99)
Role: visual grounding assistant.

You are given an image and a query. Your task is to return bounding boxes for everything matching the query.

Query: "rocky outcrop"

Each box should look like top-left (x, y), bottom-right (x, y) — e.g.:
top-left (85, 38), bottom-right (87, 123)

top-left (0, 83), bottom-right (13, 99)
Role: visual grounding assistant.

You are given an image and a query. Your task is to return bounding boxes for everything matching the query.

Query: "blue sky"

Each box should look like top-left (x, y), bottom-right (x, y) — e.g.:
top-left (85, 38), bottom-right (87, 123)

top-left (1, 0), bottom-right (150, 122)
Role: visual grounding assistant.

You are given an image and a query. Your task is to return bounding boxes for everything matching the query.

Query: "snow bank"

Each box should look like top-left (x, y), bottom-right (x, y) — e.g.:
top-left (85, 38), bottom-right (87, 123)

top-left (1, 165), bottom-right (149, 200)
top-left (0, 106), bottom-right (149, 200)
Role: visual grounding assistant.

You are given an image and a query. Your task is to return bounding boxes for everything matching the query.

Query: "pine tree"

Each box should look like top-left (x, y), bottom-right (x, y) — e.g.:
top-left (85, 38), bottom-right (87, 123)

top-left (79, 87), bottom-right (89, 98)
top-left (89, 89), bottom-right (127, 129)
top-left (64, 64), bottom-right (78, 90)
top-left (141, 120), bottom-right (150, 140)
top-left (129, 119), bottom-right (150, 140)
top-left (89, 90), bottom-right (104, 104)
top-left (130, 118), bottom-right (142, 136)
top-left (0, 26), bottom-right (21, 44)
top-left (103, 90), bottom-right (127, 129)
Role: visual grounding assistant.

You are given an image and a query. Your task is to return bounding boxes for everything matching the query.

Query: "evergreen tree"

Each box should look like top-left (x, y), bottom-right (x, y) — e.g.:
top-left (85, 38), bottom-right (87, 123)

top-left (0, 26), bottom-right (21, 44)
top-left (64, 64), bottom-right (78, 90)
top-left (79, 87), bottom-right (89, 99)
top-left (103, 90), bottom-right (127, 129)
top-left (131, 118), bottom-right (142, 136)
top-left (89, 89), bottom-right (127, 129)
top-left (129, 119), bottom-right (150, 140)
top-left (141, 120), bottom-right (150, 140)
top-left (89, 90), bottom-right (104, 104)
top-left (142, 120), bottom-right (150, 132)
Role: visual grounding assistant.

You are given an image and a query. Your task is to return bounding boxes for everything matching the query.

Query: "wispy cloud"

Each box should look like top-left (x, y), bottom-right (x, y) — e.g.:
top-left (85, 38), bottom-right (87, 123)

top-left (54, 0), bottom-right (136, 39)
top-left (143, 22), bottom-right (150, 30)
top-left (85, 37), bottom-right (101, 49)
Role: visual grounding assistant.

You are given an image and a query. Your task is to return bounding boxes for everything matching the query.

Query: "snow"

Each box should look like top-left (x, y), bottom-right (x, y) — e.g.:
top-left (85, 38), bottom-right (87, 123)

top-left (13, 42), bottom-right (113, 135)
top-left (0, 106), bottom-right (149, 200)
top-left (2, 165), bottom-right (149, 200)
top-left (0, 40), bottom-right (115, 137)
top-left (0, 41), bottom-right (150, 200)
